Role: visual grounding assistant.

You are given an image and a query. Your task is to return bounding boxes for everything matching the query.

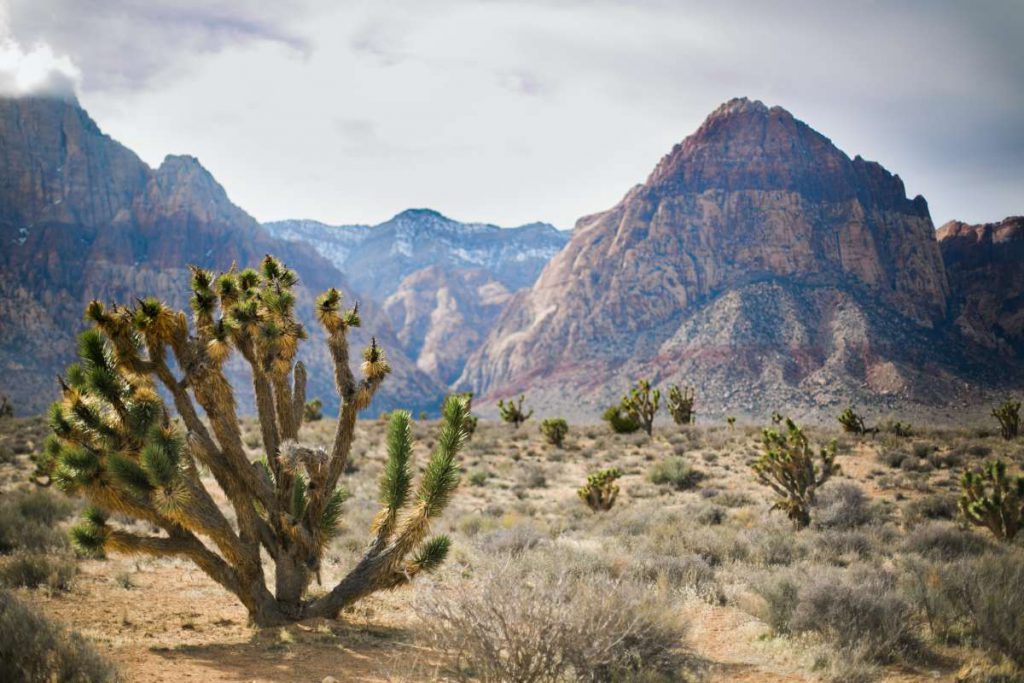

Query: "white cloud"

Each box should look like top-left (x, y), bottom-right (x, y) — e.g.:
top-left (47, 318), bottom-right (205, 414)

top-left (0, 39), bottom-right (80, 97)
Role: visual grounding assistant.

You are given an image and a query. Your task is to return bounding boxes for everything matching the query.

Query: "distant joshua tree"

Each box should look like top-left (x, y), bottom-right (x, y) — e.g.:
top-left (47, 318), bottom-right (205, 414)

top-left (751, 417), bottom-right (838, 529)
top-left (302, 398), bottom-right (323, 422)
top-left (497, 394), bottom-right (533, 429)
top-left (0, 394), bottom-right (11, 419)
top-left (578, 468), bottom-right (621, 512)
top-left (37, 256), bottom-right (471, 626)
top-left (959, 460), bottom-right (1023, 542)
top-left (540, 418), bottom-right (569, 447)
top-left (837, 407), bottom-right (872, 435)
top-left (992, 399), bottom-right (1021, 440)
top-left (622, 379), bottom-right (660, 436)
top-left (666, 385), bottom-right (696, 425)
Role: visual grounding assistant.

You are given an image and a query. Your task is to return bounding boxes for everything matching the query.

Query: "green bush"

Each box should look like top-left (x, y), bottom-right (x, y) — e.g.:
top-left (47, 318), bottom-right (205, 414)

top-left (539, 418), bottom-right (569, 447)
top-left (602, 405), bottom-right (641, 434)
top-left (0, 589), bottom-right (116, 682)
top-left (648, 456), bottom-right (700, 490)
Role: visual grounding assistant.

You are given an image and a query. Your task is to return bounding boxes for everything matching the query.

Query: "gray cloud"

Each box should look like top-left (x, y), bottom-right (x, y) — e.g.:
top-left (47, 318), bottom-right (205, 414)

top-left (6, 0), bottom-right (312, 91)
top-left (5, 0), bottom-right (1022, 229)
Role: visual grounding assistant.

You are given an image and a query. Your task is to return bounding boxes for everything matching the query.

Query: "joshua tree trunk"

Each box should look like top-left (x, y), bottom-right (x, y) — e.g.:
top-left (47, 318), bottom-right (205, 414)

top-left (40, 256), bottom-right (468, 626)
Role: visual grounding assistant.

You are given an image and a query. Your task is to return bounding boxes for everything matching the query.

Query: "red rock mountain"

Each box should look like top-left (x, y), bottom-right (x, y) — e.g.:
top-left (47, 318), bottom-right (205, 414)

top-left (0, 95), bottom-right (444, 415)
top-left (938, 216), bottom-right (1024, 355)
top-left (459, 98), bottom-right (1014, 420)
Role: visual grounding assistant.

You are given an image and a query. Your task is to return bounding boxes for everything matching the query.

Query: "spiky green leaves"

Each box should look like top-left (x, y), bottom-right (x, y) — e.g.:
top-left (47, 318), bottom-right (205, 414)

top-left (380, 410), bottom-right (413, 513)
top-left (410, 535), bottom-right (451, 574)
top-left (319, 487), bottom-right (349, 544)
top-left (992, 399), bottom-right (1021, 440)
top-left (417, 396), bottom-right (467, 519)
top-left (70, 506), bottom-right (108, 558)
top-left (621, 379), bottom-right (659, 436)
top-left (540, 418), bottom-right (569, 447)
top-left (361, 338), bottom-right (390, 381)
top-left (106, 453), bottom-right (155, 498)
top-left (959, 460), bottom-right (1024, 542)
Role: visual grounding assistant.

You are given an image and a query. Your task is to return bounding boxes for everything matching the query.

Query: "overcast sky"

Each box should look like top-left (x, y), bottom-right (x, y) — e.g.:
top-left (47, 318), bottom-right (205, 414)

top-left (0, 0), bottom-right (1021, 229)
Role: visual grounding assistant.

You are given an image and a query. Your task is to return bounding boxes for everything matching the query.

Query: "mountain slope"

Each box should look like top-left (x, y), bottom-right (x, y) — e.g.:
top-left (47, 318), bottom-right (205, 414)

top-left (938, 216), bottom-right (1024, 355)
top-left (459, 98), bottom-right (1013, 420)
top-left (0, 95), bottom-right (444, 416)
top-left (265, 209), bottom-right (569, 298)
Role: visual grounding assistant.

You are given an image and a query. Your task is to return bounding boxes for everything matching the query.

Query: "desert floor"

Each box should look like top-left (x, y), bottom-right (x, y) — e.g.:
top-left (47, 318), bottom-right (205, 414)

top-left (2, 413), bottom-right (1022, 682)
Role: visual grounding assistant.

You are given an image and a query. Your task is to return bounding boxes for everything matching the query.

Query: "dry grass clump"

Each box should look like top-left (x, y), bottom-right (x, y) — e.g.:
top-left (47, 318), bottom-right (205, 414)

top-left (0, 589), bottom-right (116, 682)
top-left (415, 547), bottom-right (693, 682)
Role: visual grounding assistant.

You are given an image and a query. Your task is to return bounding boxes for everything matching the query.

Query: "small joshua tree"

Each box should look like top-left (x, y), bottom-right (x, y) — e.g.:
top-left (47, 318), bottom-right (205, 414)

top-left (959, 460), bottom-right (1023, 542)
top-left (0, 394), bottom-right (11, 418)
top-left (622, 379), bottom-right (660, 437)
top-left (666, 385), bottom-right (696, 425)
top-left (837, 407), bottom-right (869, 435)
top-left (37, 256), bottom-right (470, 626)
top-left (540, 418), bottom-right (569, 447)
top-left (770, 411), bottom-right (784, 425)
top-left (602, 405), bottom-right (641, 434)
top-left (726, 416), bottom-right (736, 428)
top-left (497, 394), bottom-right (533, 429)
top-left (303, 398), bottom-right (323, 422)
top-left (578, 467), bottom-right (621, 512)
top-left (751, 418), bottom-right (838, 529)
top-left (992, 399), bottom-right (1021, 440)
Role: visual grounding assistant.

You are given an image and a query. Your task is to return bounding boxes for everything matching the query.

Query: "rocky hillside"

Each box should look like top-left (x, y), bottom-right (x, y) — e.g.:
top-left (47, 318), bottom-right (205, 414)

top-left (264, 209), bottom-right (568, 298)
top-left (460, 98), bottom-right (1017, 420)
top-left (266, 209), bottom-right (568, 386)
top-left (0, 95), bottom-right (444, 416)
top-left (381, 266), bottom-right (512, 386)
top-left (938, 216), bottom-right (1024, 355)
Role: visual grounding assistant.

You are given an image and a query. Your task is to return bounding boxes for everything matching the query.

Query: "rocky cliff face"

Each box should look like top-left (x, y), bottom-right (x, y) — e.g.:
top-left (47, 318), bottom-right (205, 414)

top-left (266, 209), bottom-right (569, 387)
top-left (938, 216), bottom-right (1024, 355)
top-left (0, 95), bottom-right (444, 416)
top-left (265, 209), bottom-right (569, 298)
top-left (382, 267), bottom-right (512, 386)
top-left (460, 98), bottom-right (1005, 420)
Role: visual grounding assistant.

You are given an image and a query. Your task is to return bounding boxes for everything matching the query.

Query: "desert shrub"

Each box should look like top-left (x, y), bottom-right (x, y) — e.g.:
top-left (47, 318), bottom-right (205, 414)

top-left (602, 405), bottom-right (641, 434)
top-left (477, 525), bottom-right (545, 557)
top-left (878, 448), bottom-right (909, 469)
top-left (712, 491), bottom-right (753, 508)
top-left (904, 552), bottom-right (1024, 667)
top-left (467, 468), bottom-right (488, 487)
top-left (517, 464), bottom-right (547, 489)
top-left (751, 569), bottom-right (800, 634)
top-left (878, 419), bottom-right (913, 437)
top-left (0, 589), bottom-right (116, 682)
top-left (901, 521), bottom-right (993, 560)
top-left (416, 554), bottom-right (691, 682)
top-left (0, 553), bottom-right (75, 591)
top-left (902, 494), bottom-right (958, 524)
top-left (811, 530), bottom-right (875, 564)
top-left (633, 554), bottom-right (721, 603)
top-left (0, 491), bottom-right (71, 554)
top-left (693, 503), bottom-right (725, 526)
top-left (539, 418), bottom-right (569, 447)
top-left (743, 525), bottom-right (806, 567)
top-left (790, 567), bottom-right (919, 663)
top-left (648, 456), bottom-right (700, 490)
top-left (812, 481), bottom-right (873, 530)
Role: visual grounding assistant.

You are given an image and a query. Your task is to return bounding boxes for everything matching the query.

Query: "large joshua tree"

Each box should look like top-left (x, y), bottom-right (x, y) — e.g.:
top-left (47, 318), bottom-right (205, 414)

top-left (37, 256), bottom-right (470, 626)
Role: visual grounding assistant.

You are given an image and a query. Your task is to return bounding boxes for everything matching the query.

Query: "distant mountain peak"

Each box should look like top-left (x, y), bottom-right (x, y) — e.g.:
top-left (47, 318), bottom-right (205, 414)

top-left (393, 207), bottom-right (447, 221)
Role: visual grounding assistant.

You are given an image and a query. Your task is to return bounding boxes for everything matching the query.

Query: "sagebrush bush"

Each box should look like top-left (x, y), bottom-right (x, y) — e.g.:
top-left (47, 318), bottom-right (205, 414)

top-left (904, 552), bottom-right (1024, 668)
top-left (648, 456), bottom-right (700, 490)
top-left (0, 589), bottom-right (116, 682)
top-left (790, 567), bottom-right (920, 663)
top-left (0, 552), bottom-right (76, 591)
top-left (812, 481), bottom-right (873, 530)
top-left (901, 522), bottom-right (993, 560)
top-left (0, 490), bottom-right (72, 554)
top-left (416, 551), bottom-right (691, 682)
top-left (902, 494), bottom-right (958, 524)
